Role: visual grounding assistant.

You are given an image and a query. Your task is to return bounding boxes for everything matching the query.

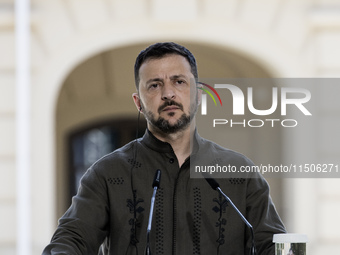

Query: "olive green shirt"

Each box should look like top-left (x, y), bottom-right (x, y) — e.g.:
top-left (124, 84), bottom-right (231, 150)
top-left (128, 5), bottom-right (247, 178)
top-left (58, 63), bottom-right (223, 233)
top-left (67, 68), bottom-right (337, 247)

top-left (43, 129), bottom-right (285, 255)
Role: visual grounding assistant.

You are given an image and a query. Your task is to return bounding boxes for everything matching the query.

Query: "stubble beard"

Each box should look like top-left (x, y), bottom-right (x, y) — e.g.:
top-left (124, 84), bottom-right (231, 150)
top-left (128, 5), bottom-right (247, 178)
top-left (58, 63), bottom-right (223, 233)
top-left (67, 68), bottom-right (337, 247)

top-left (141, 99), bottom-right (198, 134)
top-left (152, 112), bottom-right (191, 134)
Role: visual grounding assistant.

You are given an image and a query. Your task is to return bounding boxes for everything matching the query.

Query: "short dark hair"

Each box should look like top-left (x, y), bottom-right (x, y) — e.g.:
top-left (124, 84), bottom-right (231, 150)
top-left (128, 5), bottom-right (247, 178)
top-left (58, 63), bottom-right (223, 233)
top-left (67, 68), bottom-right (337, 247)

top-left (134, 42), bottom-right (198, 90)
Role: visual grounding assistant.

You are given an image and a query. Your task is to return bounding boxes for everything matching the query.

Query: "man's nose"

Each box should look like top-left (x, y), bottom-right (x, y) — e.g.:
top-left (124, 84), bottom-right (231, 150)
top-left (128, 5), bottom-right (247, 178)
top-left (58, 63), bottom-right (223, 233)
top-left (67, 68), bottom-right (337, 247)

top-left (161, 83), bottom-right (175, 100)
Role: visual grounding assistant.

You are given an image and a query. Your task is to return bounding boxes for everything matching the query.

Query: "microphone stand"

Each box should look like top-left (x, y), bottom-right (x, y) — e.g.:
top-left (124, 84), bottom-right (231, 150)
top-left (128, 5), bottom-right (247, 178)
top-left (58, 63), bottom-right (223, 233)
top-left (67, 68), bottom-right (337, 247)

top-left (216, 187), bottom-right (257, 255)
top-left (145, 186), bottom-right (157, 255)
top-left (204, 176), bottom-right (257, 255)
top-left (145, 170), bottom-right (161, 255)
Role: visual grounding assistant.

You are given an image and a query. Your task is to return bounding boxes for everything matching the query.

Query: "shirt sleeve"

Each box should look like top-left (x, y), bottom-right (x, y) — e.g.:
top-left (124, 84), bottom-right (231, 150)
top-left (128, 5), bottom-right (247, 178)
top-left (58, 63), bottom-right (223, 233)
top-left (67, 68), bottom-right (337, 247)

top-left (42, 166), bottom-right (109, 255)
top-left (245, 174), bottom-right (286, 255)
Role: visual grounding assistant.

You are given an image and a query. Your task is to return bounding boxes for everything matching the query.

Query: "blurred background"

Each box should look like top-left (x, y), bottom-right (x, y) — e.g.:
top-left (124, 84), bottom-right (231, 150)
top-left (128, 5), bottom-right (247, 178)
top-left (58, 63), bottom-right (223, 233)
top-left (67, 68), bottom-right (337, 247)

top-left (1, 0), bottom-right (340, 254)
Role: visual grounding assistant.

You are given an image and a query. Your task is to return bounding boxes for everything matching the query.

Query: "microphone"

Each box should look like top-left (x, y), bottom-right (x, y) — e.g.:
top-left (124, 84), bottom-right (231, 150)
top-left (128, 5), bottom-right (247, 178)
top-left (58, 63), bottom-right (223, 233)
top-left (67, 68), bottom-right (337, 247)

top-left (204, 176), bottom-right (257, 255)
top-left (145, 169), bottom-right (161, 255)
top-left (152, 169), bottom-right (161, 188)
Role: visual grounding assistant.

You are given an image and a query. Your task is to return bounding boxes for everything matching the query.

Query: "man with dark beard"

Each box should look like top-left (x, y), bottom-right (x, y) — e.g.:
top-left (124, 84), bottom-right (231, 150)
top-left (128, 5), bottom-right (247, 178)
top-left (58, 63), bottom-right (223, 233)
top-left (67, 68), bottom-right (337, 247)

top-left (43, 42), bottom-right (286, 255)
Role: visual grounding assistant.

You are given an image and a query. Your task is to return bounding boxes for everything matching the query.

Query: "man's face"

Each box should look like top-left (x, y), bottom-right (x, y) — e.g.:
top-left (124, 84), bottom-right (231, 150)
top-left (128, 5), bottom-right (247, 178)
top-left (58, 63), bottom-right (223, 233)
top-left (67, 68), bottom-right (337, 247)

top-left (133, 54), bottom-right (200, 134)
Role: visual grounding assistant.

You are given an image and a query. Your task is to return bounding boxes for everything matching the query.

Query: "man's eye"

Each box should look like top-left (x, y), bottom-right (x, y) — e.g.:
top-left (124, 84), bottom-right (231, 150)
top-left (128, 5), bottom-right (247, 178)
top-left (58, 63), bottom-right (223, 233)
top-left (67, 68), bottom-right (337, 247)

top-left (176, 80), bottom-right (185, 85)
top-left (149, 84), bottom-right (159, 89)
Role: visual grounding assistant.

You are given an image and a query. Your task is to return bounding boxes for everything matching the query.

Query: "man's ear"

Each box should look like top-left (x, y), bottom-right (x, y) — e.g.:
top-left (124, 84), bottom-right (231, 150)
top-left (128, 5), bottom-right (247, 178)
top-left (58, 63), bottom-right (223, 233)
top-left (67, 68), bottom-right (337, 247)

top-left (132, 93), bottom-right (142, 112)
top-left (197, 86), bottom-right (203, 106)
top-left (195, 82), bottom-right (203, 106)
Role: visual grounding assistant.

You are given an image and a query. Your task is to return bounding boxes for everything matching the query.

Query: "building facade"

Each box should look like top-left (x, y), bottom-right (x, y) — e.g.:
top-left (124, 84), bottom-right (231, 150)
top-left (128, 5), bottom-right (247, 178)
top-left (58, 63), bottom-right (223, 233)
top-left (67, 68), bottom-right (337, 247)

top-left (1, 0), bottom-right (340, 254)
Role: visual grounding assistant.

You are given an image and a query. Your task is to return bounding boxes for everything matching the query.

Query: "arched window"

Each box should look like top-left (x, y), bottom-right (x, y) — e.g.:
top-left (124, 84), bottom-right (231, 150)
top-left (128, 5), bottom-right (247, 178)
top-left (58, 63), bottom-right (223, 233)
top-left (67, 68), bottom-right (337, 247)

top-left (67, 119), bottom-right (146, 203)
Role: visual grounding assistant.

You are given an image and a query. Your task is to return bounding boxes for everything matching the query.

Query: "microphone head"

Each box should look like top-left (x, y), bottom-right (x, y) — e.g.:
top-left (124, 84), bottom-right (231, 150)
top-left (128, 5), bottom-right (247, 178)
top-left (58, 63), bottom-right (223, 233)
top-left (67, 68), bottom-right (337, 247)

top-left (152, 169), bottom-right (161, 188)
top-left (204, 176), bottom-right (220, 190)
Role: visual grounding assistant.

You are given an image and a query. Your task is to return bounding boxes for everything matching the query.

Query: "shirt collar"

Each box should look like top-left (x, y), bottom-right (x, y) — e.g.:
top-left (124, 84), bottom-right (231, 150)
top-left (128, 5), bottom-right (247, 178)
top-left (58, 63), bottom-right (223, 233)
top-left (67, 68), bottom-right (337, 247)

top-left (140, 128), bottom-right (201, 155)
